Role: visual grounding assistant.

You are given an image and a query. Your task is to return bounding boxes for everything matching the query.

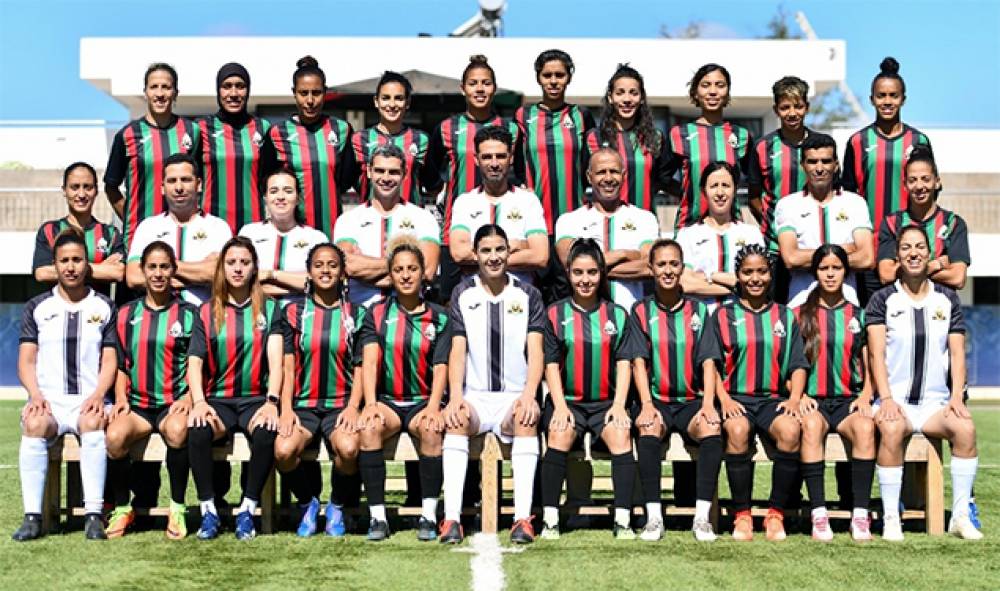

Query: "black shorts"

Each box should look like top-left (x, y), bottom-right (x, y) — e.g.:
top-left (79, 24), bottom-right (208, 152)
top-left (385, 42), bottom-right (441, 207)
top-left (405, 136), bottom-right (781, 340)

top-left (207, 398), bottom-right (267, 434)
top-left (728, 395), bottom-right (787, 434)
top-left (130, 405), bottom-right (171, 432)
top-left (630, 399), bottom-right (703, 443)
top-left (294, 407), bottom-right (344, 439)
top-left (379, 397), bottom-right (432, 433)
top-left (542, 399), bottom-right (612, 439)
top-left (814, 397), bottom-right (855, 430)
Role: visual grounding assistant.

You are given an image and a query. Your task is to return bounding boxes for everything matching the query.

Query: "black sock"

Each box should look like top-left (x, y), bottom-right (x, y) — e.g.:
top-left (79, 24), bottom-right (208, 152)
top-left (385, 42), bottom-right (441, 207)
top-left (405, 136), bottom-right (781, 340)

top-left (769, 451), bottom-right (800, 510)
top-left (130, 461), bottom-right (161, 508)
top-left (725, 452), bottom-right (754, 512)
top-left (611, 452), bottom-right (637, 511)
top-left (695, 436), bottom-right (723, 502)
top-left (302, 460), bottom-right (322, 501)
top-left (214, 461), bottom-right (232, 502)
top-left (359, 450), bottom-right (387, 507)
top-left (540, 449), bottom-right (568, 508)
top-left (188, 426), bottom-right (216, 502)
top-left (636, 436), bottom-right (663, 504)
top-left (108, 457), bottom-right (132, 507)
top-left (243, 428), bottom-right (277, 502)
top-left (331, 468), bottom-right (362, 507)
top-left (419, 455), bottom-right (443, 500)
top-left (404, 461), bottom-right (423, 506)
top-left (282, 464), bottom-right (309, 504)
top-left (801, 461), bottom-right (826, 510)
top-left (165, 446), bottom-right (190, 505)
top-left (851, 459), bottom-right (875, 511)
top-left (835, 461), bottom-right (854, 509)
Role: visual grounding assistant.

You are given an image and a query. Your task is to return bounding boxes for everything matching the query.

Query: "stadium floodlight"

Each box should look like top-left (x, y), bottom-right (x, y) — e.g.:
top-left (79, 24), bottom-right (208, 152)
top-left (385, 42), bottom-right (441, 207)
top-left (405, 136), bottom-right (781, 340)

top-left (450, 0), bottom-right (507, 37)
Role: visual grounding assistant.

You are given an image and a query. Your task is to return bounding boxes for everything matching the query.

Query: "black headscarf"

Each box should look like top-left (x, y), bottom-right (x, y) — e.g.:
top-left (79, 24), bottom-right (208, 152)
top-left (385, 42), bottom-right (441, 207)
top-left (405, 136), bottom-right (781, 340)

top-left (216, 62), bottom-right (251, 126)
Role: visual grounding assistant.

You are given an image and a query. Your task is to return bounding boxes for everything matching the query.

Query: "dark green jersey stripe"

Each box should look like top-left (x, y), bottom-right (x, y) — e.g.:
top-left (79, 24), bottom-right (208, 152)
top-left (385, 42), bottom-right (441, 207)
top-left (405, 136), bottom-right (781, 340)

top-left (544, 298), bottom-right (628, 403)
top-left (117, 298), bottom-right (195, 408)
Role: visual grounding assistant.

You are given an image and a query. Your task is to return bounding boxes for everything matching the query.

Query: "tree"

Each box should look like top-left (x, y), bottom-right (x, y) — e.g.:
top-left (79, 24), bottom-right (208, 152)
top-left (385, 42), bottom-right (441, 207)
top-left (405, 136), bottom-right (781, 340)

top-left (806, 87), bottom-right (856, 130)
top-left (761, 4), bottom-right (801, 39)
top-left (658, 21), bottom-right (703, 39)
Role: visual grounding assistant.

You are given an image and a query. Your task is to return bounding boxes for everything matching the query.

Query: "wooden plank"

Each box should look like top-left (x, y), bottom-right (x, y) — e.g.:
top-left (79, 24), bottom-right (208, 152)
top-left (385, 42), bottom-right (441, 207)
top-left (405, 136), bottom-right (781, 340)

top-left (480, 434), bottom-right (501, 534)
top-left (925, 438), bottom-right (945, 535)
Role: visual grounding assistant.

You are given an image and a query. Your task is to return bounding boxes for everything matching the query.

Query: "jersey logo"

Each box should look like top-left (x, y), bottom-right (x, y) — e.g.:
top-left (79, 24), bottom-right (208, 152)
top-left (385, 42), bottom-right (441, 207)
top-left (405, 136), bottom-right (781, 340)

top-left (507, 302), bottom-right (524, 315)
top-left (932, 308), bottom-right (947, 321)
top-left (847, 317), bottom-right (861, 334)
top-left (770, 150), bottom-right (783, 160)
top-left (254, 237), bottom-right (268, 243)
top-left (686, 131), bottom-right (699, 142)
top-left (772, 319), bottom-right (786, 337)
top-left (506, 209), bottom-right (523, 221)
top-left (385, 316), bottom-right (398, 325)
top-left (181, 133), bottom-right (193, 151)
top-left (561, 317), bottom-right (573, 327)
top-left (366, 140), bottom-right (380, 149)
top-left (696, 238), bottom-right (709, 246)
top-left (603, 320), bottom-right (618, 336)
top-left (836, 210), bottom-right (849, 222)
top-left (690, 315), bottom-right (703, 332)
top-left (169, 321), bottom-right (184, 338)
top-left (525, 116), bottom-right (538, 125)
top-left (456, 127), bottom-right (467, 136)
top-left (42, 312), bottom-right (59, 323)
top-left (212, 130), bottom-right (225, 139)
top-left (96, 237), bottom-right (109, 255)
top-left (294, 240), bottom-right (310, 249)
top-left (890, 309), bottom-right (905, 318)
top-left (129, 317), bottom-right (141, 326)
top-left (192, 230), bottom-right (208, 241)
top-left (327, 130), bottom-right (339, 146)
top-left (470, 211), bottom-right (484, 219)
top-left (399, 218), bottom-right (415, 230)
top-left (865, 145), bottom-right (878, 153)
top-left (137, 135), bottom-right (151, 146)
top-left (300, 310), bottom-right (314, 321)
top-left (732, 317), bottom-right (745, 326)
top-left (252, 131), bottom-right (264, 147)
top-left (255, 313), bottom-right (268, 331)
top-left (467, 302), bottom-right (481, 311)
top-left (408, 143), bottom-right (419, 156)
top-left (727, 133), bottom-right (739, 149)
top-left (800, 211), bottom-right (811, 218)
top-left (360, 221), bottom-right (373, 227)
top-left (287, 131), bottom-right (299, 143)
top-left (156, 230), bottom-right (172, 239)
top-left (87, 313), bottom-right (105, 325)
top-left (423, 324), bottom-right (437, 341)
top-left (621, 221), bottom-right (637, 231)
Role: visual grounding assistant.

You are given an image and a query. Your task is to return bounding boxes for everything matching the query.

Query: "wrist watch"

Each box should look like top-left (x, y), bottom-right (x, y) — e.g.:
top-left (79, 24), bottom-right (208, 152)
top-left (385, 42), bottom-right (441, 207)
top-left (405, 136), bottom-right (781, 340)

top-left (266, 393), bottom-right (280, 406)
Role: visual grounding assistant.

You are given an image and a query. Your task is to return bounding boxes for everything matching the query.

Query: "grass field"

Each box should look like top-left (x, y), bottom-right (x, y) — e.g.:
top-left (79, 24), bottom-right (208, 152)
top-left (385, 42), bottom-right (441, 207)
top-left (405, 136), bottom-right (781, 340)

top-left (0, 400), bottom-right (997, 590)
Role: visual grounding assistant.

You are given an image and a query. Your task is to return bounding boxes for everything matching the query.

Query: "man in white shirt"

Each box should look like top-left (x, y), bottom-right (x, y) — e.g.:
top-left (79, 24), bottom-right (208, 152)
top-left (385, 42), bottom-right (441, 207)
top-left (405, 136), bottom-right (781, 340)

top-left (774, 134), bottom-right (874, 307)
top-left (126, 153), bottom-right (232, 305)
top-left (334, 144), bottom-right (440, 307)
top-left (555, 148), bottom-right (659, 310)
top-left (448, 126), bottom-right (549, 288)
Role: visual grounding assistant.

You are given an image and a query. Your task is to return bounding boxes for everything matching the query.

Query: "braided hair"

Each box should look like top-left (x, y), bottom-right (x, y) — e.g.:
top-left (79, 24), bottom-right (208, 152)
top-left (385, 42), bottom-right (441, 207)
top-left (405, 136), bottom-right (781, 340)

top-left (732, 243), bottom-right (773, 299)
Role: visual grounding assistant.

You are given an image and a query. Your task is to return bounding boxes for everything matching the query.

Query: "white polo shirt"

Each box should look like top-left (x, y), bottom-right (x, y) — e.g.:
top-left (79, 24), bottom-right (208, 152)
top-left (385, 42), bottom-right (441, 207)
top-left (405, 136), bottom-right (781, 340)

top-left (555, 202), bottom-right (659, 310)
top-left (774, 189), bottom-right (872, 307)
top-left (333, 201), bottom-right (440, 306)
top-left (128, 210), bottom-right (233, 305)
top-left (239, 221), bottom-right (328, 272)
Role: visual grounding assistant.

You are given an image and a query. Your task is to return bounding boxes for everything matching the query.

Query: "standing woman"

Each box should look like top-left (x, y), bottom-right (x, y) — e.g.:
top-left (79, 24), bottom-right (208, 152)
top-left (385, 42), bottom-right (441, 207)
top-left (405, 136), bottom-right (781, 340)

top-left (352, 71), bottom-right (430, 205)
top-left (794, 245), bottom-right (877, 543)
top-left (33, 162), bottom-right (125, 294)
top-left (843, 58), bottom-right (932, 302)
top-left (515, 49), bottom-right (595, 232)
top-left (105, 241), bottom-right (197, 540)
top-left (274, 242), bottom-right (364, 538)
top-left (697, 244), bottom-right (809, 542)
top-left (198, 62), bottom-right (274, 233)
top-left (186, 236), bottom-right (284, 540)
top-left (422, 55), bottom-right (521, 294)
top-left (105, 63), bottom-right (200, 248)
top-left (867, 226), bottom-right (982, 541)
top-left (539, 238), bottom-right (635, 540)
top-left (669, 63), bottom-right (752, 231)
top-left (357, 236), bottom-right (451, 542)
top-left (239, 168), bottom-right (328, 303)
top-left (675, 162), bottom-right (764, 308)
top-left (585, 64), bottom-right (675, 212)
top-left (269, 56), bottom-right (357, 239)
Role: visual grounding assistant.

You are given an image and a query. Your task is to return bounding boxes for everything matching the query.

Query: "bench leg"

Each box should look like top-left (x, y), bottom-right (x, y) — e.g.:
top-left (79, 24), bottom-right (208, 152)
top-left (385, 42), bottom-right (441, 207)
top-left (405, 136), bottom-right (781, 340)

top-left (925, 440), bottom-right (945, 535)
top-left (42, 456), bottom-right (62, 533)
top-left (66, 461), bottom-right (82, 526)
top-left (480, 435), bottom-right (501, 535)
top-left (260, 468), bottom-right (276, 534)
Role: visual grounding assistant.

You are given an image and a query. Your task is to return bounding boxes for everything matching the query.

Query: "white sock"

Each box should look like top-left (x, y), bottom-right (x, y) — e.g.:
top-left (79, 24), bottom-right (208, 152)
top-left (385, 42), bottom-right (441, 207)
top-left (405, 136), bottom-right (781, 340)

top-left (543, 506), bottom-right (559, 528)
top-left (950, 456), bottom-right (978, 517)
top-left (812, 506), bottom-right (828, 519)
top-left (695, 500), bottom-right (712, 522)
top-left (853, 508), bottom-right (868, 519)
top-left (19, 437), bottom-right (49, 515)
top-left (511, 437), bottom-right (539, 522)
top-left (79, 431), bottom-right (107, 514)
top-left (370, 504), bottom-right (387, 522)
top-left (421, 498), bottom-right (438, 523)
top-left (645, 502), bottom-right (662, 521)
top-left (877, 465), bottom-right (903, 518)
top-left (442, 434), bottom-right (469, 521)
top-left (200, 499), bottom-right (218, 516)
top-left (614, 508), bottom-right (631, 528)
top-left (239, 497), bottom-right (258, 514)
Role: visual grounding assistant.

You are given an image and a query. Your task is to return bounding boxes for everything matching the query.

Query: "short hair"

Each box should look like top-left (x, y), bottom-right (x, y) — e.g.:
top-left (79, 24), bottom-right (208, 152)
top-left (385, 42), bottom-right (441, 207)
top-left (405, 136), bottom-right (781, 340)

top-left (162, 152), bottom-right (201, 178)
top-left (62, 161), bottom-right (97, 188)
top-left (386, 234), bottom-right (425, 272)
top-left (772, 76), bottom-right (809, 104)
top-left (588, 147), bottom-right (624, 170)
top-left (534, 49), bottom-right (574, 77)
top-left (474, 126), bottom-right (513, 153)
top-left (699, 161), bottom-right (739, 193)
top-left (144, 62), bottom-right (177, 89)
top-left (799, 133), bottom-right (838, 159)
top-left (369, 143), bottom-right (407, 173)
top-left (473, 224), bottom-right (508, 250)
top-left (53, 228), bottom-right (87, 259)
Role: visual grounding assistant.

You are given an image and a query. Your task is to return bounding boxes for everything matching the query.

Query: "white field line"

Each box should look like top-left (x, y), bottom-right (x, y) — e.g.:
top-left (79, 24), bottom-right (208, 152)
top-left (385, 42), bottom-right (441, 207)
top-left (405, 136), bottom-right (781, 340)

top-left (452, 533), bottom-right (524, 591)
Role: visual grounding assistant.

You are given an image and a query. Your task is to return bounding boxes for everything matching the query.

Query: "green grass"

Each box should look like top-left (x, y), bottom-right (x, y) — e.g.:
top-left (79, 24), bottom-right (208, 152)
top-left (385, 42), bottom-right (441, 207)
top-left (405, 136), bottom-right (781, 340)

top-left (0, 401), bottom-right (997, 590)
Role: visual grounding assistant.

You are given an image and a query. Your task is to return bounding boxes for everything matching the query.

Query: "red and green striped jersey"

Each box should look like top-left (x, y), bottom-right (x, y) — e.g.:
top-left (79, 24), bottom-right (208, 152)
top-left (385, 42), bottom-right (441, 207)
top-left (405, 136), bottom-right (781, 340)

top-left (104, 116), bottom-right (200, 247)
top-left (351, 126), bottom-right (429, 205)
top-left (624, 296), bottom-right (709, 402)
top-left (877, 207), bottom-right (970, 264)
top-left (668, 121), bottom-right (752, 230)
top-left (748, 128), bottom-right (809, 252)
top-left (421, 113), bottom-right (522, 243)
top-left (282, 298), bottom-right (363, 410)
top-left (514, 103), bottom-right (595, 231)
top-left (794, 302), bottom-right (865, 399)
top-left (543, 298), bottom-right (629, 403)
top-left (584, 127), bottom-right (675, 212)
top-left (197, 115), bottom-right (273, 232)
top-left (357, 297), bottom-right (450, 404)
top-left (842, 123), bottom-right (932, 237)
top-left (32, 217), bottom-right (124, 270)
top-left (268, 115), bottom-right (357, 237)
top-left (189, 298), bottom-right (280, 399)
top-left (116, 298), bottom-right (197, 409)
top-left (697, 300), bottom-right (809, 399)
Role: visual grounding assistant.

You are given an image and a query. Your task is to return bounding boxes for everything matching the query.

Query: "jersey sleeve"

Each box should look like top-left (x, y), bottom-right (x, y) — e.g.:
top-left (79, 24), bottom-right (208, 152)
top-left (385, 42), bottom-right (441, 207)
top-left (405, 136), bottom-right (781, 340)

top-left (356, 304), bottom-right (379, 350)
top-left (107, 226), bottom-right (126, 258)
top-left (416, 208), bottom-right (441, 244)
top-left (430, 312), bottom-right (452, 367)
top-left (103, 128), bottom-right (127, 188)
top-left (621, 304), bottom-right (651, 361)
top-left (674, 227), bottom-right (697, 269)
top-left (527, 287), bottom-right (546, 334)
top-left (773, 198), bottom-right (795, 236)
top-left (946, 289), bottom-right (966, 334)
top-left (449, 196), bottom-right (472, 234)
top-left (542, 308), bottom-right (563, 365)
top-left (334, 123), bottom-right (359, 194)
top-left (652, 131), bottom-right (680, 193)
top-left (841, 135), bottom-right (859, 193)
top-left (876, 219), bottom-right (898, 262)
top-left (18, 297), bottom-right (40, 344)
top-left (31, 224), bottom-right (54, 273)
top-left (188, 307), bottom-right (209, 359)
top-left (785, 315), bottom-right (810, 373)
top-left (448, 289), bottom-right (467, 338)
top-left (865, 288), bottom-right (888, 326)
top-left (695, 308), bottom-right (724, 366)
top-left (850, 196), bottom-right (873, 232)
top-left (281, 306), bottom-right (297, 355)
top-left (126, 220), bottom-right (152, 263)
top-left (638, 210), bottom-right (660, 247)
top-left (101, 306), bottom-right (118, 349)
top-left (746, 138), bottom-right (765, 189)
top-left (209, 218), bottom-right (234, 253)
top-left (736, 128), bottom-right (754, 178)
top-left (522, 194), bottom-right (547, 237)
top-left (332, 211), bottom-right (357, 245)
top-left (351, 305), bottom-right (368, 367)
top-left (420, 125), bottom-right (446, 195)
top-left (554, 211), bottom-right (577, 243)
top-left (947, 215), bottom-right (971, 265)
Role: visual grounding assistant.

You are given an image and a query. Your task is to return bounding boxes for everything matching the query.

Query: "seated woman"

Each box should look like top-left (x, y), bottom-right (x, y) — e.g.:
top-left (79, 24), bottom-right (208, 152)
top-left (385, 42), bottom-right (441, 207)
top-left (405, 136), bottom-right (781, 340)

top-left (357, 236), bottom-right (451, 542)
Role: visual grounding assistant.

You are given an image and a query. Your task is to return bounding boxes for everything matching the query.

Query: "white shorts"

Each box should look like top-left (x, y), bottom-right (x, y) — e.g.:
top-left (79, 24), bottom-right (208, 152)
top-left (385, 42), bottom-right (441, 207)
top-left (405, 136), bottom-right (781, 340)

top-left (26, 396), bottom-right (111, 439)
top-left (874, 398), bottom-right (947, 433)
top-left (465, 390), bottom-right (519, 443)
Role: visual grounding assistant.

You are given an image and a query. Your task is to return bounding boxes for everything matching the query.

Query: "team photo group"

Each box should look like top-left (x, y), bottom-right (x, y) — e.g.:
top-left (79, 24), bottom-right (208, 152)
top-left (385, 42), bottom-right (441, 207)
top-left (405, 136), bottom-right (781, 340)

top-left (14, 48), bottom-right (984, 548)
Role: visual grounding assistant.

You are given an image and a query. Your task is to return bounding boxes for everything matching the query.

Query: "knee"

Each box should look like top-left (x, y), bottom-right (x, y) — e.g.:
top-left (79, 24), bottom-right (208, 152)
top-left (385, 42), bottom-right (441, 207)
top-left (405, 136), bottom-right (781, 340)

top-left (333, 435), bottom-right (359, 462)
top-left (359, 424), bottom-right (384, 450)
top-left (22, 415), bottom-right (52, 438)
top-left (724, 418), bottom-right (751, 445)
top-left (772, 421), bottom-right (801, 452)
top-left (950, 421), bottom-right (978, 454)
top-left (852, 418), bottom-right (876, 442)
top-left (274, 437), bottom-right (299, 464)
top-left (77, 414), bottom-right (104, 433)
top-left (877, 420), bottom-right (908, 442)
top-left (545, 428), bottom-right (575, 451)
top-left (417, 426), bottom-right (443, 455)
top-left (800, 415), bottom-right (827, 443)
top-left (160, 421), bottom-right (188, 449)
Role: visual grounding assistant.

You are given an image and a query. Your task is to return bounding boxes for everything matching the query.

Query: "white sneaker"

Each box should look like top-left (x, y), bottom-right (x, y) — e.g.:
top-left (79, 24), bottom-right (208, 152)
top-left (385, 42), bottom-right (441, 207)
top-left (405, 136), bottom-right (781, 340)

top-left (882, 514), bottom-right (904, 542)
top-left (850, 516), bottom-right (873, 542)
top-left (692, 517), bottom-right (717, 542)
top-left (948, 513), bottom-right (984, 540)
top-left (811, 514), bottom-right (834, 542)
top-left (640, 518), bottom-right (664, 541)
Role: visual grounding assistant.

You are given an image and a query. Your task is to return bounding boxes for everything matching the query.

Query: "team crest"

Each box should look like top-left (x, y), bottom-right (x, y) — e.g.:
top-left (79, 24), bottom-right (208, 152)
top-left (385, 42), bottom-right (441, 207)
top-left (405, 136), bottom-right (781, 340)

top-left (727, 133), bottom-right (739, 149)
top-left (836, 210), bottom-right (849, 222)
top-left (621, 221), bottom-right (637, 232)
top-left (847, 318), bottom-right (861, 334)
top-left (343, 315), bottom-right (356, 334)
top-left (86, 313), bottom-right (104, 325)
top-left (690, 315), bottom-right (703, 332)
top-left (424, 324), bottom-right (437, 341)
top-left (252, 131), bottom-right (264, 148)
top-left (938, 225), bottom-right (950, 239)
top-left (507, 302), bottom-right (524, 315)
top-left (905, 145), bottom-right (915, 159)
top-left (255, 313), bottom-right (268, 331)
top-left (192, 230), bottom-right (208, 241)
top-left (181, 133), bottom-right (193, 151)
top-left (735, 238), bottom-right (746, 248)
top-left (408, 143), bottom-right (419, 156)
top-left (772, 319), bottom-right (786, 338)
top-left (293, 240), bottom-right (309, 249)
top-left (399, 218), bottom-right (415, 230)
top-left (327, 130), bottom-right (339, 146)
top-left (562, 117), bottom-right (576, 130)
top-left (932, 308), bottom-right (947, 322)
top-left (506, 209), bottom-right (523, 221)
top-left (96, 237), bottom-right (109, 255)
top-left (169, 321), bottom-right (184, 338)
top-left (603, 320), bottom-right (618, 336)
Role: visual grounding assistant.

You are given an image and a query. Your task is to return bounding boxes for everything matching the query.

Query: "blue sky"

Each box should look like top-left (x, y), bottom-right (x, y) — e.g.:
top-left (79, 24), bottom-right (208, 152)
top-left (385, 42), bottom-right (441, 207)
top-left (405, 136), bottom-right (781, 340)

top-left (0, 0), bottom-right (997, 128)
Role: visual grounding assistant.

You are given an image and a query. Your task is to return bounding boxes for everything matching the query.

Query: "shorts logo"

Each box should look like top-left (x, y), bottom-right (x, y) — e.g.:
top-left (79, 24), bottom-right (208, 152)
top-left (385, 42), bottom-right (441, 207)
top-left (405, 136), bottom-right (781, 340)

top-left (255, 313), bottom-right (268, 331)
top-left (87, 313), bottom-right (104, 325)
top-left (252, 131), bottom-right (264, 147)
top-left (690, 315), bottom-right (703, 332)
top-left (932, 308), bottom-right (947, 322)
top-left (294, 240), bottom-right (310, 249)
top-left (772, 319), bottom-right (786, 338)
top-left (181, 133), bottom-right (193, 151)
top-left (603, 320), bottom-right (618, 336)
top-left (836, 210), bottom-right (849, 222)
top-left (621, 221), bottom-right (637, 231)
top-left (423, 324), bottom-right (437, 341)
top-left (327, 130), bottom-right (339, 147)
top-left (507, 302), bottom-right (524, 315)
top-left (399, 218), bottom-right (415, 230)
top-left (169, 321), bottom-right (184, 338)
top-left (727, 133), bottom-right (739, 149)
top-left (506, 209), bottom-right (523, 221)
top-left (847, 317), bottom-right (861, 334)
top-left (408, 143), bottom-right (419, 157)
top-left (192, 230), bottom-right (208, 241)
